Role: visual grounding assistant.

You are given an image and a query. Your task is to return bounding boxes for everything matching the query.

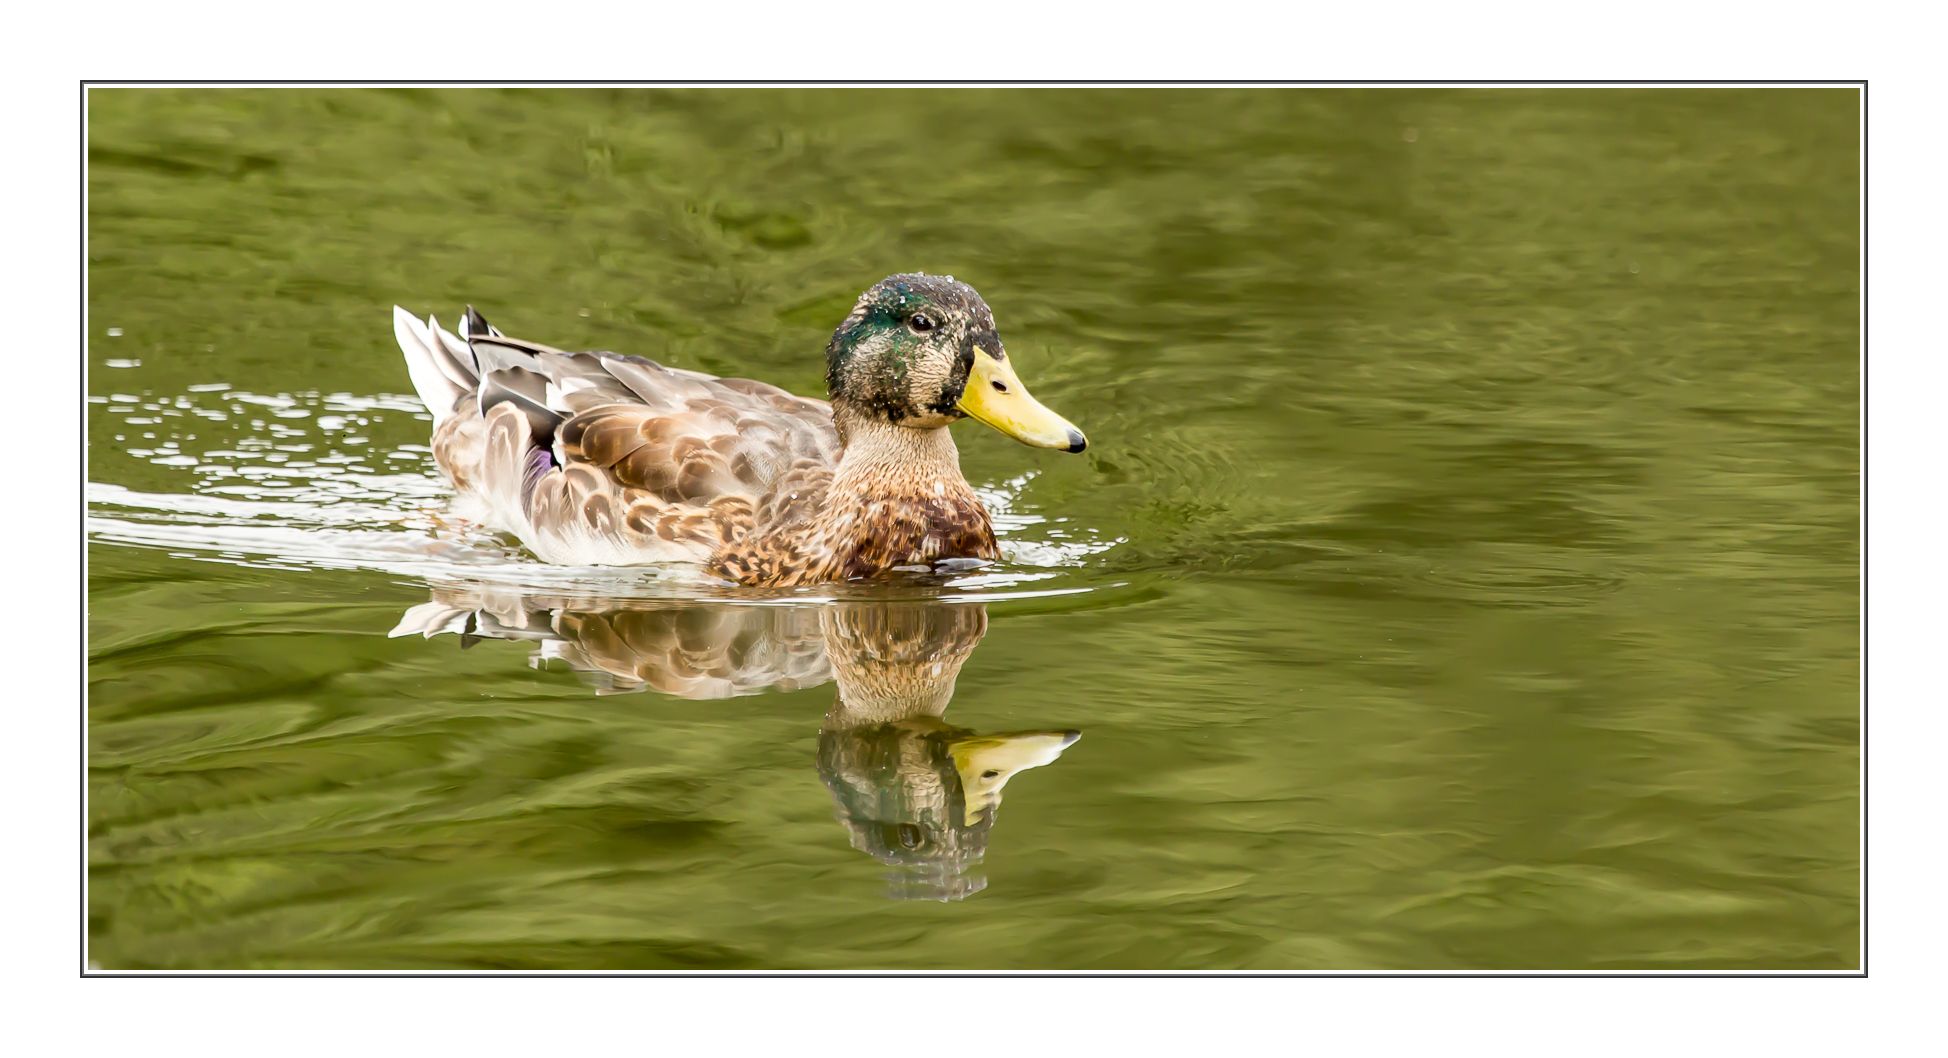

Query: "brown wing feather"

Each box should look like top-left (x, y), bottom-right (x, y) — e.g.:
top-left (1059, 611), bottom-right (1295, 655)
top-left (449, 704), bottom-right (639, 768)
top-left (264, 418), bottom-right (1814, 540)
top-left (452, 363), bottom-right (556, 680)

top-left (556, 379), bottom-right (839, 513)
top-left (422, 314), bottom-right (843, 565)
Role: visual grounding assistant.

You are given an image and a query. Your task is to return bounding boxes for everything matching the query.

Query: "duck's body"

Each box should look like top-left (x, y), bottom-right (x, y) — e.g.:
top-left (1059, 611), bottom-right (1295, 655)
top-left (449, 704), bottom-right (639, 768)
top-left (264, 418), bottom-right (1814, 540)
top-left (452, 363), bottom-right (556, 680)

top-left (393, 274), bottom-right (1083, 587)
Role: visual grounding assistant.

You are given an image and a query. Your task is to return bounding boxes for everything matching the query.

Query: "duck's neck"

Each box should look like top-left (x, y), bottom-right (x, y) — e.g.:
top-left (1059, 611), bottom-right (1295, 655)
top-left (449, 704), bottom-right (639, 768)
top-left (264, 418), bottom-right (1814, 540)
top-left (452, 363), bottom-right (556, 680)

top-left (831, 404), bottom-right (968, 496)
top-left (793, 402), bottom-right (1000, 579)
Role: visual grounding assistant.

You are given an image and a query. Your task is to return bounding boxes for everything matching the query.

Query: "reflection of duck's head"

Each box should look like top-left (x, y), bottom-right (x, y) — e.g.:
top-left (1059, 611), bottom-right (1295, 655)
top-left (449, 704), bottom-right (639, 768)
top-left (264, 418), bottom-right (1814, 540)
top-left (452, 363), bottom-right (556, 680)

top-left (816, 719), bottom-right (1079, 902)
top-left (814, 601), bottom-right (1078, 900)
top-left (817, 717), bottom-right (985, 899)
top-left (392, 587), bottom-right (1080, 901)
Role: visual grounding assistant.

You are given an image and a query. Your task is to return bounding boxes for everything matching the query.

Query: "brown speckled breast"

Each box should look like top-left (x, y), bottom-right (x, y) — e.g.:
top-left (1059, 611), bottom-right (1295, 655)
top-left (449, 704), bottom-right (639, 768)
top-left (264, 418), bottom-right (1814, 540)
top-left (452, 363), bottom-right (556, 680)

top-left (707, 484), bottom-right (999, 588)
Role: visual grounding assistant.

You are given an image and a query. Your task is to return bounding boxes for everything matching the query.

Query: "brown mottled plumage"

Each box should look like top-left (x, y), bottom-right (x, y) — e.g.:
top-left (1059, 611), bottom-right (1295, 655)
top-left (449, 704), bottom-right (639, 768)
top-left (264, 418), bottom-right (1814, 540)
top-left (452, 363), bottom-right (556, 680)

top-left (392, 274), bottom-right (1086, 586)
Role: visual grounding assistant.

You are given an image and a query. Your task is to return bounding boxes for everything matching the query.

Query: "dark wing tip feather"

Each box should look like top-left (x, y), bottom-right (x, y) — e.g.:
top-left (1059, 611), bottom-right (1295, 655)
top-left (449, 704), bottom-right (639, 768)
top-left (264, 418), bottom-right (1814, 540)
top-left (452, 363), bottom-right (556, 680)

top-left (464, 306), bottom-right (502, 340)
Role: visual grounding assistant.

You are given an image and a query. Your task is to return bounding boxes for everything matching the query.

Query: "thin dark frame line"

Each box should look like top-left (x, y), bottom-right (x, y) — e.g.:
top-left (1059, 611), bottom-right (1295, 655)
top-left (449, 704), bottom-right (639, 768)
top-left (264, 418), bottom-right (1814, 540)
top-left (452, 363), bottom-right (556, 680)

top-left (75, 78), bottom-right (1870, 982)
top-left (79, 79), bottom-right (88, 980)
top-left (1858, 81), bottom-right (1868, 977)
top-left (82, 971), bottom-right (1861, 978)
top-left (80, 80), bottom-right (1869, 86)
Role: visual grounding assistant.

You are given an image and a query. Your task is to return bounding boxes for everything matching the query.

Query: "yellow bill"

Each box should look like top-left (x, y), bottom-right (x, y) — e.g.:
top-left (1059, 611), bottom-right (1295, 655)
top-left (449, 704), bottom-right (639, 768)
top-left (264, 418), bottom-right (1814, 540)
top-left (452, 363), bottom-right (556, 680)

top-left (956, 354), bottom-right (1088, 452)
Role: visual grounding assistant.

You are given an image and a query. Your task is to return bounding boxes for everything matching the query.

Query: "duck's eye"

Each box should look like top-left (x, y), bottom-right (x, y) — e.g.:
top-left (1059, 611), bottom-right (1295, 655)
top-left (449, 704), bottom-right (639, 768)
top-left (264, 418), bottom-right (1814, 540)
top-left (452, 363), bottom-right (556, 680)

top-left (907, 313), bottom-right (937, 333)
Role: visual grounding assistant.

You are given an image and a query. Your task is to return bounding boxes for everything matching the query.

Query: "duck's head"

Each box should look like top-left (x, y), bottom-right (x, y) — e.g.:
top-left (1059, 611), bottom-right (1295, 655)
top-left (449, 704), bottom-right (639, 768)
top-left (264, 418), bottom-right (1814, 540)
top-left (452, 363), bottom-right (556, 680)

top-left (825, 273), bottom-right (1087, 453)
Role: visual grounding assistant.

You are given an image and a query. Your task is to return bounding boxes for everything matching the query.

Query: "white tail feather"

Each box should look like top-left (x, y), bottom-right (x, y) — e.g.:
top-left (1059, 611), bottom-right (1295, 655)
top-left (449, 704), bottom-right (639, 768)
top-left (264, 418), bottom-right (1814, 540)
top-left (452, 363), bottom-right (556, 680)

top-left (393, 306), bottom-right (468, 424)
top-left (426, 315), bottom-right (479, 390)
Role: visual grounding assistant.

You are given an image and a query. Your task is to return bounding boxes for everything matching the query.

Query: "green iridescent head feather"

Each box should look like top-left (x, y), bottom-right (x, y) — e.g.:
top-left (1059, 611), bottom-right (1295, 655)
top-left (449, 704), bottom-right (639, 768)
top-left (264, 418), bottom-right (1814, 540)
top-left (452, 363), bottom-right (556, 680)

top-left (825, 273), bottom-right (1002, 425)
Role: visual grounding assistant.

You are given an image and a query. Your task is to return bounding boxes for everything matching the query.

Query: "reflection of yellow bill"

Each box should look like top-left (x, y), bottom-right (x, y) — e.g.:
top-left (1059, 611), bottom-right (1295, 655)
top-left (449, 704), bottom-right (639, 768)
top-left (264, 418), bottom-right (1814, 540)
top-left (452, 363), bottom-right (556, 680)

top-left (951, 730), bottom-right (1083, 827)
top-left (958, 354), bottom-right (1088, 452)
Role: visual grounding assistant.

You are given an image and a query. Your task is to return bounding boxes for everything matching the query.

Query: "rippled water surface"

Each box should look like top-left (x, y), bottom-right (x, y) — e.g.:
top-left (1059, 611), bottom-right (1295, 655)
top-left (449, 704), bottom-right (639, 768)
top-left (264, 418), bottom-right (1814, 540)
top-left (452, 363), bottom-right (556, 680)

top-left (86, 88), bottom-right (1859, 970)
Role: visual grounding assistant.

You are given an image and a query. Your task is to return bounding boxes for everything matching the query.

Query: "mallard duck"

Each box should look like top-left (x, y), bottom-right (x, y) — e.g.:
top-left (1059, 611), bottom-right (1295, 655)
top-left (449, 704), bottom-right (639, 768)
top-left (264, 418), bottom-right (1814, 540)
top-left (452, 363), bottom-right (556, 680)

top-left (392, 273), bottom-right (1087, 587)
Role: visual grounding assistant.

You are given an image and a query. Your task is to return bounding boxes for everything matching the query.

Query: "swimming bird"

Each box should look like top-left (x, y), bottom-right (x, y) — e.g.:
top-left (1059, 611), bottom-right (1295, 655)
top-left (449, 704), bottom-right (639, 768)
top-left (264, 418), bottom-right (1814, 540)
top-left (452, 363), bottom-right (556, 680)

top-left (393, 274), bottom-right (1087, 586)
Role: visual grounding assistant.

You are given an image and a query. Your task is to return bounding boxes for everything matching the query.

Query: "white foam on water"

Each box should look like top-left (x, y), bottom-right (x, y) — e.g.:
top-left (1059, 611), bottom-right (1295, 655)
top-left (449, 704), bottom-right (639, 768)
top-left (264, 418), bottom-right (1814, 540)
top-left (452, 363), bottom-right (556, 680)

top-left (88, 384), bottom-right (1123, 603)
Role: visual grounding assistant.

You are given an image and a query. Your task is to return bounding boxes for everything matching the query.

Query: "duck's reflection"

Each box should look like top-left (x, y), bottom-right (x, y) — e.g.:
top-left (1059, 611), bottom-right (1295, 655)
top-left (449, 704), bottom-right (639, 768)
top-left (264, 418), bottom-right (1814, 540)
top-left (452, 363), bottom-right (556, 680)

top-left (392, 588), bottom-right (1079, 901)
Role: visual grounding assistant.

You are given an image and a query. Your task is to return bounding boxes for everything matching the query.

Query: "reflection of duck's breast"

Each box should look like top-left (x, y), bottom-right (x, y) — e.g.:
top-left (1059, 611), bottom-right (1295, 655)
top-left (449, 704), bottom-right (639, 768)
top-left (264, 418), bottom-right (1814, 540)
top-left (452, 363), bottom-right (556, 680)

top-left (821, 601), bottom-right (988, 724)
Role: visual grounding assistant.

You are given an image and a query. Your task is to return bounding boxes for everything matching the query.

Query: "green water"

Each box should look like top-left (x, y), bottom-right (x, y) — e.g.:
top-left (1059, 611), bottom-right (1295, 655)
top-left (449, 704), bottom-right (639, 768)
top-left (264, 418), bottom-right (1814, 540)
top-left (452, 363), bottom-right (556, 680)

top-left (85, 87), bottom-right (1860, 971)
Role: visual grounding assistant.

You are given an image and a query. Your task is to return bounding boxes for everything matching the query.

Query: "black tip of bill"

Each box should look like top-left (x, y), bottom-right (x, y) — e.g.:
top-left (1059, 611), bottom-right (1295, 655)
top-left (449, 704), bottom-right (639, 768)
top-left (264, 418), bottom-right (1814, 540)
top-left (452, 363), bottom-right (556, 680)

top-left (1065, 429), bottom-right (1088, 453)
